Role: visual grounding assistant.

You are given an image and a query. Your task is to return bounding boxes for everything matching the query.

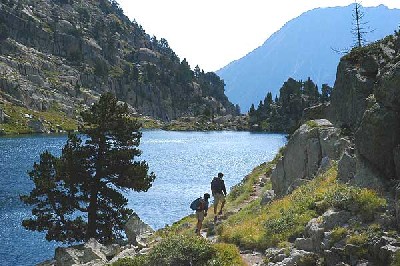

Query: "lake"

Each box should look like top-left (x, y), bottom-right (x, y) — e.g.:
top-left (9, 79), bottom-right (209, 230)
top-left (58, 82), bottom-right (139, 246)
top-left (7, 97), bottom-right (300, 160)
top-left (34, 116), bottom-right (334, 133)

top-left (0, 130), bottom-right (286, 265)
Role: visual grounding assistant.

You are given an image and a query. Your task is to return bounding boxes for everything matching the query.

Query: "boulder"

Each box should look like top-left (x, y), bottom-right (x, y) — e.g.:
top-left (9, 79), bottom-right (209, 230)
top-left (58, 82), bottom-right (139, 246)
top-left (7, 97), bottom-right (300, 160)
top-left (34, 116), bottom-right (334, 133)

top-left (28, 119), bottom-right (48, 133)
top-left (270, 249), bottom-right (316, 266)
top-left (294, 237), bottom-right (314, 252)
top-left (260, 190), bottom-right (275, 206)
top-left (265, 248), bottom-right (287, 263)
top-left (54, 238), bottom-right (107, 266)
top-left (124, 213), bottom-right (154, 245)
top-left (324, 247), bottom-right (346, 266)
top-left (109, 247), bottom-right (137, 264)
top-left (0, 107), bottom-right (10, 124)
top-left (338, 151), bottom-right (357, 183)
top-left (271, 119), bottom-right (346, 197)
top-left (305, 218), bottom-right (325, 252)
top-left (322, 209), bottom-right (351, 230)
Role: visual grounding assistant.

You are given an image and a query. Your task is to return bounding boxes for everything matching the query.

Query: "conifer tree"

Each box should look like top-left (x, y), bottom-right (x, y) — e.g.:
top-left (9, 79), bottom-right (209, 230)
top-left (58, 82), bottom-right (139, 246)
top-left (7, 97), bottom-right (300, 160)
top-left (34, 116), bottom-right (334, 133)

top-left (21, 93), bottom-right (155, 243)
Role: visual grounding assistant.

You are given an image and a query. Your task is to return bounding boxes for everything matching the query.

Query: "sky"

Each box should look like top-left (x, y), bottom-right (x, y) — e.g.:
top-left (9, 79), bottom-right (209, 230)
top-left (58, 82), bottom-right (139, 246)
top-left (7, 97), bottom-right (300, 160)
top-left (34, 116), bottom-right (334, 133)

top-left (117, 0), bottom-right (400, 72)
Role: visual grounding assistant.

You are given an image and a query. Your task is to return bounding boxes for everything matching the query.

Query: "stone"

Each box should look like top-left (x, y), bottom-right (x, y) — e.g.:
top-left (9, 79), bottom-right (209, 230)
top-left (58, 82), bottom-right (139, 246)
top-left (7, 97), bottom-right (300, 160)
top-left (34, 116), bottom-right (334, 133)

top-left (277, 249), bottom-right (316, 266)
top-left (322, 209), bottom-right (351, 230)
top-left (324, 247), bottom-right (346, 266)
top-left (0, 107), bottom-right (8, 123)
top-left (350, 154), bottom-right (387, 191)
top-left (124, 213), bottom-right (154, 245)
top-left (260, 190), bottom-right (275, 205)
top-left (338, 151), bottom-right (357, 182)
top-left (265, 248), bottom-right (287, 263)
top-left (27, 119), bottom-right (48, 133)
top-left (101, 244), bottom-right (120, 259)
top-left (294, 238), bottom-right (314, 252)
top-left (109, 247), bottom-right (137, 264)
top-left (54, 238), bottom-right (107, 266)
top-left (379, 244), bottom-right (400, 264)
top-left (304, 218), bottom-right (325, 252)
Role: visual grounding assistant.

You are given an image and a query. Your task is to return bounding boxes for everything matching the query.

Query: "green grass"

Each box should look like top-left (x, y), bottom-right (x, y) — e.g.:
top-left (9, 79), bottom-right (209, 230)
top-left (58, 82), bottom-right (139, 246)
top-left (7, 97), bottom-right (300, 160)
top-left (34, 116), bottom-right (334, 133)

top-left (218, 165), bottom-right (387, 250)
top-left (0, 103), bottom-right (78, 134)
top-left (305, 120), bottom-right (319, 128)
top-left (330, 227), bottom-right (348, 245)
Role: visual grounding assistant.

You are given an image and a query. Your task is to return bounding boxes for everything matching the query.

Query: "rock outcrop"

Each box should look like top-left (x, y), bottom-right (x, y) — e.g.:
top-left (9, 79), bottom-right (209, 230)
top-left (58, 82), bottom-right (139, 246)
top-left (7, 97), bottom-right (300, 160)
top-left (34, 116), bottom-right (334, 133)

top-left (329, 34), bottom-right (400, 181)
top-left (271, 119), bottom-right (349, 196)
top-left (124, 213), bottom-right (154, 246)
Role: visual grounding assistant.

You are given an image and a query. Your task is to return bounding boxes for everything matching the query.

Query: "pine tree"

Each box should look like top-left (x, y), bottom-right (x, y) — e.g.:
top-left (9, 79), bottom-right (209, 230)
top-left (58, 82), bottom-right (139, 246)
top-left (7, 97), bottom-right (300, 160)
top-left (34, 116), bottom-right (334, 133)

top-left (21, 93), bottom-right (155, 243)
top-left (352, 1), bottom-right (368, 48)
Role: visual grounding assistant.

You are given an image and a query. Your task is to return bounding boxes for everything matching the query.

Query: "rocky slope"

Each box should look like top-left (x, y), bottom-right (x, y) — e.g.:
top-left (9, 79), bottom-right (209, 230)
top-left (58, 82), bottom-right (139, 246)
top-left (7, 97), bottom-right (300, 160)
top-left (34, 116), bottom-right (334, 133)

top-left (0, 0), bottom-right (237, 130)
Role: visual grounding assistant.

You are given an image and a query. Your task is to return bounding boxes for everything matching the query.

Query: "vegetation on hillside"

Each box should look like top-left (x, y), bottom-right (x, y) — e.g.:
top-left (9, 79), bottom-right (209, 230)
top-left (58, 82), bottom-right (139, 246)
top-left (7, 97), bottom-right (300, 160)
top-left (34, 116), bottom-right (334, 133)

top-left (248, 77), bottom-right (332, 133)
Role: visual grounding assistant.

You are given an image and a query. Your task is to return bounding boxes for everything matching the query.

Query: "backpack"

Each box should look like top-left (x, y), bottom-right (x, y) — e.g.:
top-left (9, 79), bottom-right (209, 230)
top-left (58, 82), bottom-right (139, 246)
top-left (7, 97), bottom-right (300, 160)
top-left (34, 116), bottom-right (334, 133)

top-left (211, 177), bottom-right (222, 193)
top-left (190, 197), bottom-right (201, 210)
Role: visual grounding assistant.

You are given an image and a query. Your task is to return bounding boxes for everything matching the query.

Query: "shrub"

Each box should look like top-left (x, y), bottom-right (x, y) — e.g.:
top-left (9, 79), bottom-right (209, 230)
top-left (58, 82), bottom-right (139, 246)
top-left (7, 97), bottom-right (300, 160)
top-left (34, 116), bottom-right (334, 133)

top-left (323, 184), bottom-right (386, 221)
top-left (330, 227), bottom-right (348, 245)
top-left (146, 235), bottom-right (215, 266)
top-left (212, 243), bottom-right (246, 266)
top-left (112, 256), bottom-right (149, 266)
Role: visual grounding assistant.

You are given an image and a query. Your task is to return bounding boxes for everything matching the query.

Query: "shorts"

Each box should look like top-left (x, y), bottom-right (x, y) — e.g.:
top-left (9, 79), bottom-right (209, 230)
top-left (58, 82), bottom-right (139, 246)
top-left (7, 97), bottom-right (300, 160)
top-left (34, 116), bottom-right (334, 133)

top-left (196, 210), bottom-right (205, 221)
top-left (213, 193), bottom-right (226, 207)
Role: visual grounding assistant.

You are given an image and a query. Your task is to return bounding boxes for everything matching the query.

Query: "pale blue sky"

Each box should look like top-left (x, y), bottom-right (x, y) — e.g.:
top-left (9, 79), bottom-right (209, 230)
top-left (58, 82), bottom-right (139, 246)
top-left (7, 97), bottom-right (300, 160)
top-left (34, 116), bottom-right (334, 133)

top-left (117, 0), bottom-right (400, 72)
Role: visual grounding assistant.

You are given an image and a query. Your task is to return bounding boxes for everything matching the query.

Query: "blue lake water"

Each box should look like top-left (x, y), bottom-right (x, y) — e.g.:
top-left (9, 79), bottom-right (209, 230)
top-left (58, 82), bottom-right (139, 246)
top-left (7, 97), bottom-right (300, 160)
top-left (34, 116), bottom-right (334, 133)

top-left (0, 130), bottom-right (286, 265)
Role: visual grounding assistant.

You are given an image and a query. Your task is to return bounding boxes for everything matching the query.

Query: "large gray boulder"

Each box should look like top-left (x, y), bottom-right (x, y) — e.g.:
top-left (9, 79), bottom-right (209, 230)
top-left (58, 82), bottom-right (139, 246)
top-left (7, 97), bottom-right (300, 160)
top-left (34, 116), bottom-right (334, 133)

top-left (124, 213), bottom-right (154, 245)
top-left (271, 119), bottom-right (348, 196)
top-left (54, 239), bottom-right (107, 266)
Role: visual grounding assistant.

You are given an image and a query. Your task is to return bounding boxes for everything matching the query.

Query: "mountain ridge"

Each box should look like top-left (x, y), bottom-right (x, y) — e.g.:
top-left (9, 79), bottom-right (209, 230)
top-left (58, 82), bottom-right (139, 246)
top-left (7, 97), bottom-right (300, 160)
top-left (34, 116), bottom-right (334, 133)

top-left (0, 0), bottom-right (238, 134)
top-left (217, 4), bottom-right (400, 112)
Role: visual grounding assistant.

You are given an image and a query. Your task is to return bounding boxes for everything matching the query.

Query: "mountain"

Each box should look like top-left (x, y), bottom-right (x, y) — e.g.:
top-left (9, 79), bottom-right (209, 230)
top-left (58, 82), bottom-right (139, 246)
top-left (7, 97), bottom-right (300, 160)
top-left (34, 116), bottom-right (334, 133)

top-left (0, 0), bottom-right (237, 129)
top-left (217, 4), bottom-right (400, 112)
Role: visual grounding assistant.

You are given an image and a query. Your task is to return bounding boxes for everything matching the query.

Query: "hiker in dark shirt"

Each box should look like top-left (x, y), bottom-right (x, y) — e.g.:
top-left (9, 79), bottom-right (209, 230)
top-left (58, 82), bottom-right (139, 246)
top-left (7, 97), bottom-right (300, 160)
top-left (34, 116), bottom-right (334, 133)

top-left (195, 193), bottom-right (210, 236)
top-left (211, 172), bottom-right (226, 222)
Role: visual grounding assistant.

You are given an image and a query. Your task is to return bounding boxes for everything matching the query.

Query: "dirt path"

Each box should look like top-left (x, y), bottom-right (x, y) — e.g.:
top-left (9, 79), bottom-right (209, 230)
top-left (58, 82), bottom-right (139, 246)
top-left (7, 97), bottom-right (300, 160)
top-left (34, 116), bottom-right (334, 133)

top-left (204, 172), bottom-right (270, 265)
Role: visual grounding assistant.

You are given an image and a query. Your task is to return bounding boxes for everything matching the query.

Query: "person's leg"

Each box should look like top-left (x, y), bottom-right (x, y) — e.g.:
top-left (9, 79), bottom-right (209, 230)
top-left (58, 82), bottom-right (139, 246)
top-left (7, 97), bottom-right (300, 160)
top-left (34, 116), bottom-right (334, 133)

top-left (196, 211), bottom-right (204, 235)
top-left (219, 196), bottom-right (226, 215)
top-left (213, 193), bottom-right (220, 216)
top-left (218, 196), bottom-right (226, 215)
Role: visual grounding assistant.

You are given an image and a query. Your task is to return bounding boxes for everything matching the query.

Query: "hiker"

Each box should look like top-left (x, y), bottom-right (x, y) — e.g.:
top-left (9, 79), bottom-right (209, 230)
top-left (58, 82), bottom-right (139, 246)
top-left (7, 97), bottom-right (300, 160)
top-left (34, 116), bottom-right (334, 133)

top-left (211, 172), bottom-right (226, 222)
top-left (191, 193), bottom-right (210, 236)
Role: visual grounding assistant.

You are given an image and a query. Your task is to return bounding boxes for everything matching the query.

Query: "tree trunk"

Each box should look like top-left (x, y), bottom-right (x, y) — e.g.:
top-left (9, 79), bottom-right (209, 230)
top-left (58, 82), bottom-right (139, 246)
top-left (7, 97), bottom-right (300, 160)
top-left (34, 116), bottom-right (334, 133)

top-left (86, 185), bottom-right (98, 240)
